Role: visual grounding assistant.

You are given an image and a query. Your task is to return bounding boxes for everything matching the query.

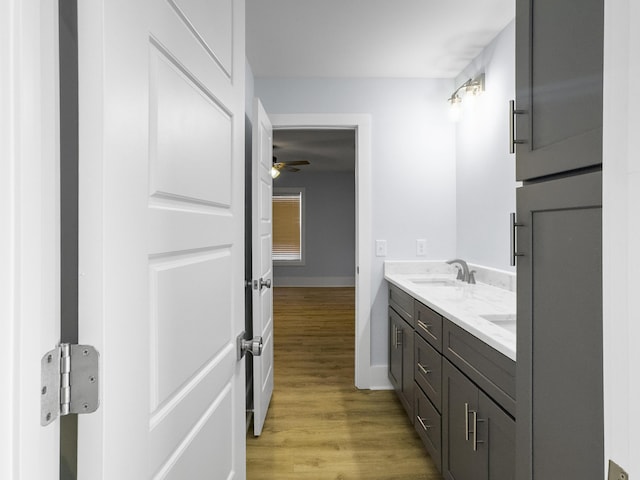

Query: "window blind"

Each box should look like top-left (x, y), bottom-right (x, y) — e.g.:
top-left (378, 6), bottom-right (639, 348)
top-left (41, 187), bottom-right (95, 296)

top-left (272, 193), bottom-right (302, 261)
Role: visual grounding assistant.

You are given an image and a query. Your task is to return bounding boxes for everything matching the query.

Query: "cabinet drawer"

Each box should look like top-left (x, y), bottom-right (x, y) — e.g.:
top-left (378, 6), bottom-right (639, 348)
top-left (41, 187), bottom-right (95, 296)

top-left (389, 284), bottom-right (414, 326)
top-left (443, 319), bottom-right (516, 417)
top-left (414, 334), bottom-right (442, 412)
top-left (415, 301), bottom-right (442, 351)
top-left (415, 386), bottom-right (442, 473)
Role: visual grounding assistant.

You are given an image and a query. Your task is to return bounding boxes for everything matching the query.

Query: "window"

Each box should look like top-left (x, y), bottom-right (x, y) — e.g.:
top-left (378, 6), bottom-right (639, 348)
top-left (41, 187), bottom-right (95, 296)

top-left (272, 189), bottom-right (304, 264)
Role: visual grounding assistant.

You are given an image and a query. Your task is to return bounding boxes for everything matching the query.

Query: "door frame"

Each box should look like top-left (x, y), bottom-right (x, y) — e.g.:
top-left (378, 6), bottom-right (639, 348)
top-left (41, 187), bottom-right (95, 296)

top-left (269, 113), bottom-right (372, 389)
top-left (1, 0), bottom-right (61, 478)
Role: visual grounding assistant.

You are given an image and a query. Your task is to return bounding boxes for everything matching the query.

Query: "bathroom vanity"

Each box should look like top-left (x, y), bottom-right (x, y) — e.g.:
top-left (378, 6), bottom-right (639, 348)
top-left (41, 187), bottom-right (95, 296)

top-left (385, 262), bottom-right (516, 480)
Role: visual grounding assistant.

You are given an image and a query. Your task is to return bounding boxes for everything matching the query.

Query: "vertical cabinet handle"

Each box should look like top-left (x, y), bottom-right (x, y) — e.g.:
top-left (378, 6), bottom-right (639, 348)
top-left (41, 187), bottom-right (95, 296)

top-left (464, 404), bottom-right (486, 451)
top-left (471, 410), bottom-right (485, 451)
top-left (392, 324), bottom-right (397, 349)
top-left (509, 100), bottom-right (527, 154)
top-left (464, 402), bottom-right (470, 441)
top-left (392, 323), bottom-right (402, 349)
top-left (396, 327), bottom-right (402, 347)
top-left (510, 212), bottom-right (524, 266)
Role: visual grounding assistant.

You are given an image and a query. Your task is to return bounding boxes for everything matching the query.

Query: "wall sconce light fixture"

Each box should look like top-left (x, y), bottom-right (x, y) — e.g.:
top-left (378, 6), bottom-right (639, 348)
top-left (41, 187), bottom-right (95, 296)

top-left (447, 73), bottom-right (485, 121)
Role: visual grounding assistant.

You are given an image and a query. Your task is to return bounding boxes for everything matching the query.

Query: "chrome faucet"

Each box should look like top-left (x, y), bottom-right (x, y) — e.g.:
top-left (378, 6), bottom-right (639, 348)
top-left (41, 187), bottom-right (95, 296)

top-left (446, 259), bottom-right (476, 284)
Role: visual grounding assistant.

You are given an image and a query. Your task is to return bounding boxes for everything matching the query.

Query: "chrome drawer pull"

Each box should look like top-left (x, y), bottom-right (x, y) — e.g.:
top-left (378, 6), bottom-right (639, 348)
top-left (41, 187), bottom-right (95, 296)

top-left (417, 363), bottom-right (431, 375)
top-left (416, 415), bottom-right (431, 431)
top-left (417, 320), bottom-right (431, 332)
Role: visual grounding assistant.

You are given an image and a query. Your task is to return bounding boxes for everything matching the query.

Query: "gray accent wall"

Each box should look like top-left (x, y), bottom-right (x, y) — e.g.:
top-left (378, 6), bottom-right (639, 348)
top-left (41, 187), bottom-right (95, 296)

top-left (273, 171), bottom-right (356, 286)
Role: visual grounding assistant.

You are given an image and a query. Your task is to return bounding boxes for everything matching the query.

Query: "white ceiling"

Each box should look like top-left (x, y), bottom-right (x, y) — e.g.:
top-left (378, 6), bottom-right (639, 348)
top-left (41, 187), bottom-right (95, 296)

top-left (246, 0), bottom-right (515, 78)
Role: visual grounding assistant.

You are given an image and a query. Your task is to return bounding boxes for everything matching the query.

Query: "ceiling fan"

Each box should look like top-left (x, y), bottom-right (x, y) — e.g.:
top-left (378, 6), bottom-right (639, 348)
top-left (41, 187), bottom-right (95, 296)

top-left (271, 156), bottom-right (310, 178)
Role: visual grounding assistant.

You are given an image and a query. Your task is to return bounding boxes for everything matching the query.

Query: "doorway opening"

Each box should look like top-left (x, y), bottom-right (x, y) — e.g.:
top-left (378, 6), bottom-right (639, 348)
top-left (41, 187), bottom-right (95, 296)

top-left (269, 114), bottom-right (373, 389)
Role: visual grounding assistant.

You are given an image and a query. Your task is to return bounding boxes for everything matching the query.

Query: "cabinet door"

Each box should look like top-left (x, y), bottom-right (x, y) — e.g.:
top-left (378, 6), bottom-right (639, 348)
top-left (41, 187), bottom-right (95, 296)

top-left (388, 308), bottom-right (403, 393)
top-left (515, 0), bottom-right (603, 180)
top-left (400, 318), bottom-right (414, 420)
top-left (516, 171), bottom-right (603, 480)
top-left (479, 392), bottom-right (515, 480)
top-left (442, 360), bottom-right (487, 480)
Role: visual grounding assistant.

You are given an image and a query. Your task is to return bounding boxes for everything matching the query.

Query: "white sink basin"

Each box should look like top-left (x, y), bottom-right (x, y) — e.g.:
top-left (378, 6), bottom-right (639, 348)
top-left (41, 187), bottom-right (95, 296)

top-left (480, 313), bottom-right (517, 334)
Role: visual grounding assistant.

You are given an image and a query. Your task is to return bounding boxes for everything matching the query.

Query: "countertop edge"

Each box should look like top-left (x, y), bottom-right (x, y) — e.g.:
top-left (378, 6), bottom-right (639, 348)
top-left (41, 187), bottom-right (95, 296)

top-left (384, 273), bottom-right (516, 362)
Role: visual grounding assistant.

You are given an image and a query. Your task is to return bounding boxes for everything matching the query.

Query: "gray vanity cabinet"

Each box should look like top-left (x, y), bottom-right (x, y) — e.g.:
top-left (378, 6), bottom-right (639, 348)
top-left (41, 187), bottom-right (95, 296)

top-left (388, 309), bottom-right (403, 394)
top-left (443, 359), bottom-right (515, 480)
top-left (516, 171), bottom-right (603, 480)
top-left (388, 285), bottom-right (414, 420)
top-left (514, 0), bottom-right (604, 477)
top-left (514, 0), bottom-right (603, 181)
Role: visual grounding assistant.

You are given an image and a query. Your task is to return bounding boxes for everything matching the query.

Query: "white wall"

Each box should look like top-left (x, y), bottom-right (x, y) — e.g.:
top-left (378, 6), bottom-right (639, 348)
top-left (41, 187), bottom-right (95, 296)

top-left (603, 0), bottom-right (640, 475)
top-left (254, 78), bottom-right (457, 365)
top-left (273, 171), bottom-right (356, 286)
top-left (455, 20), bottom-right (516, 272)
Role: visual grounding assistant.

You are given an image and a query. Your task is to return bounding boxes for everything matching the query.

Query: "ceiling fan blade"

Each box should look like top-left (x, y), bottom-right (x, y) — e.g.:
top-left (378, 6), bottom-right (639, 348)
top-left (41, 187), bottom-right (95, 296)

top-left (283, 160), bottom-right (310, 166)
top-left (283, 166), bottom-right (300, 172)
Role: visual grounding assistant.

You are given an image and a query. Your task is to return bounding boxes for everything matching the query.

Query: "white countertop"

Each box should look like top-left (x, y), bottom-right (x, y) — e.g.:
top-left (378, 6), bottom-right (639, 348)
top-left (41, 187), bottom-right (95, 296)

top-left (384, 262), bottom-right (516, 361)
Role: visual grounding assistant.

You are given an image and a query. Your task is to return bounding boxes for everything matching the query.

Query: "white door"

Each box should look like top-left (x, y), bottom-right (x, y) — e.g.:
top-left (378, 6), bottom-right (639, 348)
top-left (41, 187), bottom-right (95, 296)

top-left (251, 98), bottom-right (274, 436)
top-left (76, 0), bottom-right (246, 478)
top-left (1, 0), bottom-right (61, 478)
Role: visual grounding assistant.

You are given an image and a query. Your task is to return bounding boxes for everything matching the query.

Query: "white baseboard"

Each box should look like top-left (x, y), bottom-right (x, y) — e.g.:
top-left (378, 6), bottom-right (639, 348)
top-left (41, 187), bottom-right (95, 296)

top-left (274, 276), bottom-right (355, 287)
top-left (368, 365), bottom-right (393, 390)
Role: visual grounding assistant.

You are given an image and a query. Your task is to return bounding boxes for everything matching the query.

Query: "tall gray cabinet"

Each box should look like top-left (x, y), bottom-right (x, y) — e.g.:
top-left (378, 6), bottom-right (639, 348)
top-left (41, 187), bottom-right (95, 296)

top-left (514, 0), bottom-right (604, 479)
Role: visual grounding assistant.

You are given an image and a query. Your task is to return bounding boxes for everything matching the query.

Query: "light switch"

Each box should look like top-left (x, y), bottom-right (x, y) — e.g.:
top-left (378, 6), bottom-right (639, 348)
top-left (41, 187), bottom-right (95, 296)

top-left (416, 239), bottom-right (427, 256)
top-left (375, 240), bottom-right (387, 257)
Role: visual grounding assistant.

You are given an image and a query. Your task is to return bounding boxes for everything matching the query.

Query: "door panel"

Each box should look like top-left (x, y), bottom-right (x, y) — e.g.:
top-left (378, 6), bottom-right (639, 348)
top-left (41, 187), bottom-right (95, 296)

top-left (150, 47), bottom-right (232, 205)
top-left (515, 0), bottom-right (603, 180)
top-left (479, 392), bottom-right (515, 480)
top-left (77, 0), bottom-right (246, 478)
top-left (443, 360), bottom-right (485, 480)
top-left (388, 309), bottom-right (403, 393)
top-left (251, 98), bottom-right (274, 436)
top-left (170, 0), bottom-right (233, 75)
top-left (516, 172), bottom-right (603, 480)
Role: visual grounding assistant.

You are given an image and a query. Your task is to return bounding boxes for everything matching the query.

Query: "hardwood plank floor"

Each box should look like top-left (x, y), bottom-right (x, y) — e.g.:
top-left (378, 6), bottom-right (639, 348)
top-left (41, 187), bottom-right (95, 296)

top-left (247, 287), bottom-right (443, 480)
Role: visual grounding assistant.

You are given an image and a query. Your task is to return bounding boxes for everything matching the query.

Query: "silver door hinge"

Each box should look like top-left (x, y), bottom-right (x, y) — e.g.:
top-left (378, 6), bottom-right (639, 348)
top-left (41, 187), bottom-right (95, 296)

top-left (41, 343), bottom-right (100, 426)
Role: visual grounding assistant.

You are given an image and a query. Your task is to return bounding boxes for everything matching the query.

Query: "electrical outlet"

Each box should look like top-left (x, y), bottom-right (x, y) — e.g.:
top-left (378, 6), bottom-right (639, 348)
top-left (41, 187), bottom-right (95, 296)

top-left (608, 460), bottom-right (629, 480)
top-left (375, 240), bottom-right (387, 257)
top-left (416, 239), bottom-right (427, 256)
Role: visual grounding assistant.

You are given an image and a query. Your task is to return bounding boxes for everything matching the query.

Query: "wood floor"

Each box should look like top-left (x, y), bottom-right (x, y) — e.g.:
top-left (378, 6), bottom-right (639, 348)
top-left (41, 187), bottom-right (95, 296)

top-left (246, 287), bottom-right (443, 480)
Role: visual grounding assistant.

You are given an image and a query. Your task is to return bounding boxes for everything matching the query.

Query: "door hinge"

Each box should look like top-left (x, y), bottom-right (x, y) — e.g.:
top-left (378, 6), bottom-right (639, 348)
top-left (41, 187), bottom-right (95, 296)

top-left (41, 343), bottom-right (100, 426)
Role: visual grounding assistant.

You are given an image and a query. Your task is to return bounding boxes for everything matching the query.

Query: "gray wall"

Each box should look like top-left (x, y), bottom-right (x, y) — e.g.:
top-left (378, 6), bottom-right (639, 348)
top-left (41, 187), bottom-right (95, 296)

top-left (273, 171), bottom-right (356, 286)
top-left (455, 20), bottom-right (516, 271)
top-left (254, 77), bottom-right (457, 366)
